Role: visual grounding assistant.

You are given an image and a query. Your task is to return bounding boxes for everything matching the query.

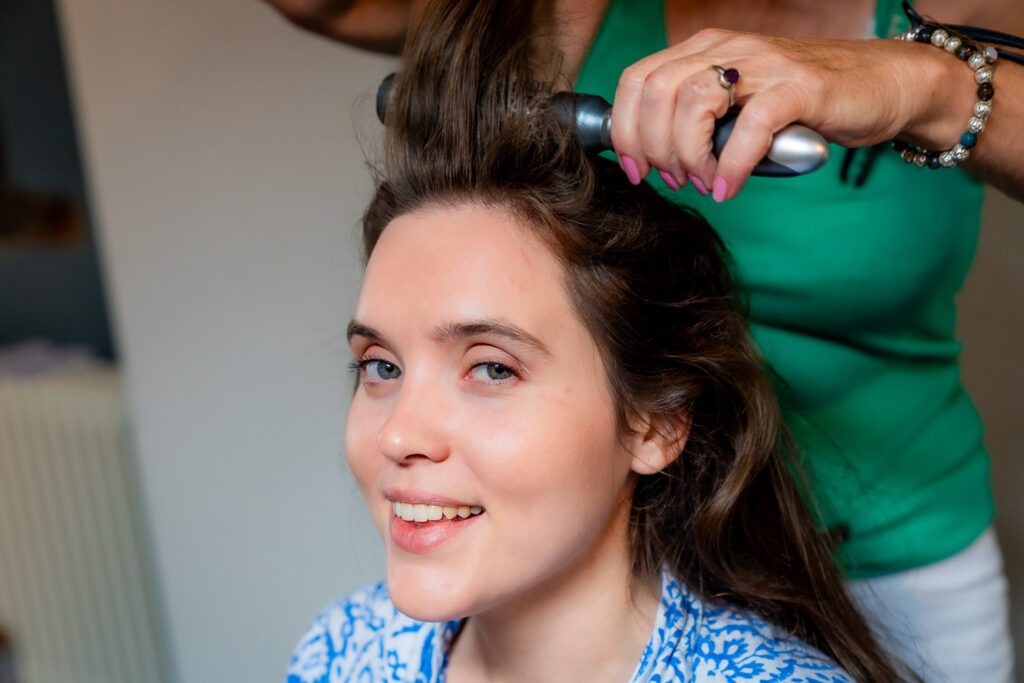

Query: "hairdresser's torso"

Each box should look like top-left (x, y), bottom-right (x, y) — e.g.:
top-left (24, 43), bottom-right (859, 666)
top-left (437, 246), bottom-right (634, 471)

top-left (573, 0), bottom-right (992, 579)
top-left (557, 0), bottom-right (881, 80)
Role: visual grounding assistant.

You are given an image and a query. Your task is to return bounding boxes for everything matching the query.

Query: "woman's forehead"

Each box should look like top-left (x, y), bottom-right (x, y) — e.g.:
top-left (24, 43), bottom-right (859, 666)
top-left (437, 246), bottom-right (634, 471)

top-left (360, 204), bottom-right (565, 309)
top-left (357, 204), bottom-right (568, 324)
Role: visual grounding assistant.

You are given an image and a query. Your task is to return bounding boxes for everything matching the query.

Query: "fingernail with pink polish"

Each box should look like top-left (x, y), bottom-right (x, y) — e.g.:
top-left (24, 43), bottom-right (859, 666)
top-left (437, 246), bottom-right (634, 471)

top-left (712, 177), bottom-right (729, 203)
top-left (620, 155), bottom-right (642, 186)
top-left (689, 174), bottom-right (709, 196)
top-left (658, 169), bottom-right (680, 191)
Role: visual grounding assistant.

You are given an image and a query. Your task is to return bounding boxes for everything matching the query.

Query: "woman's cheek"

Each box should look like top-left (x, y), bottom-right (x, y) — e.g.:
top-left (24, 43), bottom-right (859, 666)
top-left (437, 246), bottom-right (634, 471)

top-left (462, 394), bottom-right (541, 449)
top-left (462, 394), bottom-right (580, 487)
top-left (345, 395), bottom-right (384, 491)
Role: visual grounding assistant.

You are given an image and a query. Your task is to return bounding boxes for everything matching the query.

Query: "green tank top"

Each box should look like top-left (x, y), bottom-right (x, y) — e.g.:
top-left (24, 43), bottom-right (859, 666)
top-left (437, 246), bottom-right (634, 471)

top-left (576, 0), bottom-right (993, 578)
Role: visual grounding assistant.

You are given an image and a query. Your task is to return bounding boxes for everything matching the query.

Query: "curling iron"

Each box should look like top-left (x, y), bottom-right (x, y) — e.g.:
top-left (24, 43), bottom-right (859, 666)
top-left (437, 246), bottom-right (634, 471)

top-left (375, 73), bottom-right (830, 178)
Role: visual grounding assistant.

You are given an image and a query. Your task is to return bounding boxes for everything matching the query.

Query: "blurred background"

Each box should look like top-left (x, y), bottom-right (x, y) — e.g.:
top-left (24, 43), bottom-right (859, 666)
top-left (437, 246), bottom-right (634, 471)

top-left (0, 0), bottom-right (1020, 681)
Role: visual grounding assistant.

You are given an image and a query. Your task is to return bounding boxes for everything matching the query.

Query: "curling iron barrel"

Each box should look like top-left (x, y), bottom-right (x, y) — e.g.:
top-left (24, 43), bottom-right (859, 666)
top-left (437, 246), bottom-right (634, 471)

top-left (376, 73), bottom-right (830, 178)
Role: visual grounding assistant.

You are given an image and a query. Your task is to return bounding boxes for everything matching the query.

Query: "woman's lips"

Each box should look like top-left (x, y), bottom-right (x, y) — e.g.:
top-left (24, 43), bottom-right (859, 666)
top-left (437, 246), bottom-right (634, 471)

top-left (383, 486), bottom-right (480, 508)
top-left (389, 512), bottom-right (483, 554)
top-left (383, 488), bottom-right (486, 553)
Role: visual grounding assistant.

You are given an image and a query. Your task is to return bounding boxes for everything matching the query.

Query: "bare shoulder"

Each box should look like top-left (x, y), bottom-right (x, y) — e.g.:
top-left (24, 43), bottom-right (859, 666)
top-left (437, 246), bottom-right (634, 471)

top-left (915, 0), bottom-right (1024, 34)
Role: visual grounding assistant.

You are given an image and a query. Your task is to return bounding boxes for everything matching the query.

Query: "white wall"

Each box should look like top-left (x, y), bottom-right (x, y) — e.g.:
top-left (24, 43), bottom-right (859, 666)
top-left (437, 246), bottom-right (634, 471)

top-left (57, 1), bottom-right (395, 681)
top-left (57, 0), bottom-right (1024, 681)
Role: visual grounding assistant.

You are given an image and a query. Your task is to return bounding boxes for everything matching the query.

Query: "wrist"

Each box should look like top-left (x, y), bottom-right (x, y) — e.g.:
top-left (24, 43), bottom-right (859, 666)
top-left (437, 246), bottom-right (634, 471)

top-left (898, 43), bottom-right (977, 149)
top-left (890, 25), bottom-right (998, 170)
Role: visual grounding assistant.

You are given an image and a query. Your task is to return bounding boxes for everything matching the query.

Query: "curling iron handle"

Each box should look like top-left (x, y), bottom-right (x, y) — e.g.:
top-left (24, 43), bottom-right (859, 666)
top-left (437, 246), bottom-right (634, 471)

top-left (711, 107), bottom-right (830, 177)
top-left (554, 93), bottom-right (829, 178)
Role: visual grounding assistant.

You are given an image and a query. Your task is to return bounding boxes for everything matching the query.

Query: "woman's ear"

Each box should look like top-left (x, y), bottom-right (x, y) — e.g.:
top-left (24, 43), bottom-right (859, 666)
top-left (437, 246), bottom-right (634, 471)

top-left (627, 411), bottom-right (690, 476)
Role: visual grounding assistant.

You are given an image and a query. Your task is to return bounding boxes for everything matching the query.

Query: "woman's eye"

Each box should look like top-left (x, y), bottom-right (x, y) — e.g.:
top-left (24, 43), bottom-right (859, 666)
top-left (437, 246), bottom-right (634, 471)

top-left (364, 360), bottom-right (402, 381)
top-left (470, 362), bottom-right (517, 382)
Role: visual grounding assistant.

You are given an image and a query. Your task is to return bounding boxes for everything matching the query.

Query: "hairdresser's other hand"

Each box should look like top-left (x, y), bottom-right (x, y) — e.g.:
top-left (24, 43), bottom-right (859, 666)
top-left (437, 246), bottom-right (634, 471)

top-left (262, 0), bottom-right (425, 53)
top-left (610, 29), bottom-right (964, 201)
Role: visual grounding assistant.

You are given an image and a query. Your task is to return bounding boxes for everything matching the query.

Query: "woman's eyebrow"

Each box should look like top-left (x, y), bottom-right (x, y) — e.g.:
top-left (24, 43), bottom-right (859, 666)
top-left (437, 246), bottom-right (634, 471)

top-left (432, 319), bottom-right (551, 356)
top-left (346, 321), bottom-right (390, 347)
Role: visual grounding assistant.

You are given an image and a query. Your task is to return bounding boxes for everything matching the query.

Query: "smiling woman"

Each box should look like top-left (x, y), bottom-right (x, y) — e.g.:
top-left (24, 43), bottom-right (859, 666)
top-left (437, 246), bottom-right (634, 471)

top-left (348, 204), bottom-right (646, 625)
top-left (285, 1), bottom-right (911, 682)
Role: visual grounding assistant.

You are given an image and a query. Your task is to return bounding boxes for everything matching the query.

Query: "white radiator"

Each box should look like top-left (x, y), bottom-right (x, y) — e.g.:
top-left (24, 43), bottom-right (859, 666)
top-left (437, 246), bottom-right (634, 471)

top-left (0, 365), bottom-right (168, 683)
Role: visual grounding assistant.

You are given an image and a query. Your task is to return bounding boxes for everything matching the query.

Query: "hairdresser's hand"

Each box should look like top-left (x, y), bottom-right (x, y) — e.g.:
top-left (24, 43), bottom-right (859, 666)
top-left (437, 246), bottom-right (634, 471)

top-left (610, 30), bottom-right (967, 200)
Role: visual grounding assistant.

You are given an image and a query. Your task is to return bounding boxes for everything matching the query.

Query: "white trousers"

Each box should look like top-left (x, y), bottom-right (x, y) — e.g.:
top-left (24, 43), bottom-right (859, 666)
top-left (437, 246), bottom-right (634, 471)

top-left (847, 528), bottom-right (1014, 682)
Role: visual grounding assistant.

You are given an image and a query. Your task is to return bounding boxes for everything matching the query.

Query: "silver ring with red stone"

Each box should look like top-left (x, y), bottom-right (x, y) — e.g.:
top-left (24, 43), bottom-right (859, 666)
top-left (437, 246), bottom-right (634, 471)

top-left (711, 65), bottom-right (740, 107)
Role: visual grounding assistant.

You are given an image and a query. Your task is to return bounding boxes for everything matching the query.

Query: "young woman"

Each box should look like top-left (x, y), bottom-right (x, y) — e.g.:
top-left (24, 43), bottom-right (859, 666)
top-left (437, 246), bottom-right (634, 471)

top-left (287, 2), bottom-right (911, 680)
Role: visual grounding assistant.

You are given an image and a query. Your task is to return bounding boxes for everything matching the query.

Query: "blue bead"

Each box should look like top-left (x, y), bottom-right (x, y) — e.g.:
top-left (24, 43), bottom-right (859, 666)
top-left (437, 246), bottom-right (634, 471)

top-left (960, 132), bottom-right (977, 149)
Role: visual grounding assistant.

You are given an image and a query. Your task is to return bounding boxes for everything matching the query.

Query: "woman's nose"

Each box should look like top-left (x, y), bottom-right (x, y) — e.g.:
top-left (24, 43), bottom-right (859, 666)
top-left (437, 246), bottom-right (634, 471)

top-left (375, 383), bottom-right (450, 464)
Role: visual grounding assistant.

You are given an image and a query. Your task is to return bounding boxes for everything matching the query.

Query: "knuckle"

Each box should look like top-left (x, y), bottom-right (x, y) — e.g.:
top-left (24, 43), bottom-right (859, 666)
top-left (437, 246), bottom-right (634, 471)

top-left (716, 146), bottom-right (746, 174)
top-left (644, 71), bottom-right (676, 99)
top-left (638, 137), bottom-right (663, 165)
top-left (609, 126), bottom-right (634, 151)
top-left (666, 155), bottom-right (686, 176)
top-left (639, 136), bottom-right (672, 169)
top-left (741, 102), bottom-right (778, 132)
top-left (692, 27), bottom-right (729, 44)
top-left (682, 77), bottom-right (711, 101)
top-left (619, 65), bottom-right (648, 93)
top-left (646, 152), bottom-right (674, 171)
top-left (735, 33), bottom-right (766, 50)
top-left (674, 139), bottom-right (709, 171)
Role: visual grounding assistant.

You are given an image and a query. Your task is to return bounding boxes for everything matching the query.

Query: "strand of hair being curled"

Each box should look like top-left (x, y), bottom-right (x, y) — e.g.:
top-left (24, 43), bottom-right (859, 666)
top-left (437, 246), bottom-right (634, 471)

top-left (362, 1), bottom-right (913, 680)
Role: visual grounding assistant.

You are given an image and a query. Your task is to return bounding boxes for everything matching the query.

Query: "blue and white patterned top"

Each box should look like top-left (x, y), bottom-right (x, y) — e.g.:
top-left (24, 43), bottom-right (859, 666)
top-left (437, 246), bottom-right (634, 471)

top-left (287, 569), bottom-right (851, 682)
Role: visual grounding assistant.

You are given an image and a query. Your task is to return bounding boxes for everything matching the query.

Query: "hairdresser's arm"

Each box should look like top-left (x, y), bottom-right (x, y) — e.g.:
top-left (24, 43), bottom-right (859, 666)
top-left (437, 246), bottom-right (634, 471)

top-left (262, 0), bottom-right (426, 54)
top-left (609, 3), bottom-right (1024, 202)
top-left (944, 3), bottom-right (1024, 199)
top-left (870, 0), bottom-right (1024, 200)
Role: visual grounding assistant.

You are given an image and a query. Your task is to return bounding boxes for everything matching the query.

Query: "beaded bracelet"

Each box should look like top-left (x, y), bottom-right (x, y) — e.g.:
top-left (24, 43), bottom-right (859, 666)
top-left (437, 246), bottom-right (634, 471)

top-left (892, 24), bottom-right (997, 169)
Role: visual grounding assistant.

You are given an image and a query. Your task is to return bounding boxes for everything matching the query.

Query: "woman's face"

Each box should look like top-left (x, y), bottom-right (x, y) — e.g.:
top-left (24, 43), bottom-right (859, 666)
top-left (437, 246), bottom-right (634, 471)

top-left (345, 203), bottom-right (648, 621)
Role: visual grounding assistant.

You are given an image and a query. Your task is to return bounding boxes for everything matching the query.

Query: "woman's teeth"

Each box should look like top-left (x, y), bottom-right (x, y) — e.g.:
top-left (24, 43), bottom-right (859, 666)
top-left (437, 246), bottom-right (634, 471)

top-left (392, 501), bottom-right (483, 522)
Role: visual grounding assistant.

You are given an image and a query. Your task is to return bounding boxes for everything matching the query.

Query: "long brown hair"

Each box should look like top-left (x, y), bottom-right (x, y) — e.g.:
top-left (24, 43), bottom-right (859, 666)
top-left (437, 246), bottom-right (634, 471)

top-left (362, 1), bottom-right (909, 680)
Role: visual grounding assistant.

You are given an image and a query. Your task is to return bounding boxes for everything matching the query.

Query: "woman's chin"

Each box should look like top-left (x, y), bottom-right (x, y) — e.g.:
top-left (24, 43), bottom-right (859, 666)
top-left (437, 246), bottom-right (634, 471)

top-left (386, 562), bottom-right (476, 622)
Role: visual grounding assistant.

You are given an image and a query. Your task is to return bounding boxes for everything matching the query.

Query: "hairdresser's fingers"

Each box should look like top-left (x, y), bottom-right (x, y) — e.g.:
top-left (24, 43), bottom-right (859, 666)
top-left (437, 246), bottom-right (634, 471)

top-left (671, 67), bottom-right (732, 193)
top-left (635, 59), bottom-right (693, 185)
top-left (712, 84), bottom-right (806, 201)
top-left (612, 59), bottom-right (669, 184)
top-left (610, 31), bottom-right (729, 184)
